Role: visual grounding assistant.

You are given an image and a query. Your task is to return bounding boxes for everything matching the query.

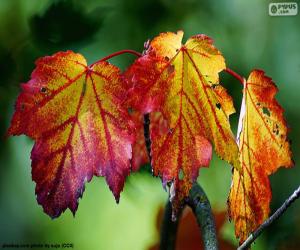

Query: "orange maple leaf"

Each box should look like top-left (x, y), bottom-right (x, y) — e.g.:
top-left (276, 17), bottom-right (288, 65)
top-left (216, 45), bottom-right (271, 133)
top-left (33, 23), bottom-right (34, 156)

top-left (228, 70), bottom-right (293, 243)
top-left (8, 51), bottom-right (135, 218)
top-left (125, 31), bottom-right (239, 212)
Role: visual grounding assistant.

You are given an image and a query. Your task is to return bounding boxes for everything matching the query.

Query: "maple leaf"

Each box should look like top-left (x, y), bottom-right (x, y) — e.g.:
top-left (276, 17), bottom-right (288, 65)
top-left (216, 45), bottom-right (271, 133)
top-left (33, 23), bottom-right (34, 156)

top-left (125, 31), bottom-right (239, 211)
top-left (8, 51), bottom-right (135, 218)
top-left (228, 70), bottom-right (293, 243)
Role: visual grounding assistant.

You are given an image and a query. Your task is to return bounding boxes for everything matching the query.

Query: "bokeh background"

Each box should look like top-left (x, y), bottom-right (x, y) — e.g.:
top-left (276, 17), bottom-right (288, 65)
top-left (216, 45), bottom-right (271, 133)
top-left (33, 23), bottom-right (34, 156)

top-left (0, 0), bottom-right (299, 249)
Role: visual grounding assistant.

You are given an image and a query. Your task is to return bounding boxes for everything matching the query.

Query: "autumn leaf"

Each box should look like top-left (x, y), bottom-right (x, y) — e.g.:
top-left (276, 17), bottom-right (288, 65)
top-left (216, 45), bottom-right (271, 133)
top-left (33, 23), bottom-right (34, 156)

top-left (125, 31), bottom-right (239, 211)
top-left (228, 70), bottom-right (293, 243)
top-left (8, 51), bottom-right (135, 218)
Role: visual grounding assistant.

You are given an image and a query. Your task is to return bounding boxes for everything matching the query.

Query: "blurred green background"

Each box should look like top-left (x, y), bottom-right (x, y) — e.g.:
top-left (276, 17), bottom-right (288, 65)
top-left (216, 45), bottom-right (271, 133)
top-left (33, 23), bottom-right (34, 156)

top-left (0, 0), bottom-right (299, 249)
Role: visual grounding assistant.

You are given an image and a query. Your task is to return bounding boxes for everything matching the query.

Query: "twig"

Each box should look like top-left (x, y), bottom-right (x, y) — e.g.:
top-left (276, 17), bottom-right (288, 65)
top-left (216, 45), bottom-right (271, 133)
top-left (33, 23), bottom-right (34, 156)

top-left (89, 49), bottom-right (142, 67)
top-left (224, 68), bottom-right (245, 85)
top-left (188, 183), bottom-right (218, 250)
top-left (159, 201), bottom-right (182, 250)
top-left (143, 113), bottom-right (152, 162)
top-left (238, 185), bottom-right (300, 250)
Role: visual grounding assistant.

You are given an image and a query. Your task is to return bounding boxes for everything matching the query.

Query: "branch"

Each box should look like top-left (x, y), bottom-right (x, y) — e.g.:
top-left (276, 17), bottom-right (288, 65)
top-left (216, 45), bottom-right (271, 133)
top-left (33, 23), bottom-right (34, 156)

top-left (143, 113), bottom-right (152, 162)
top-left (159, 201), bottom-right (182, 250)
top-left (159, 183), bottom-right (218, 250)
top-left (238, 185), bottom-right (300, 250)
top-left (188, 183), bottom-right (218, 250)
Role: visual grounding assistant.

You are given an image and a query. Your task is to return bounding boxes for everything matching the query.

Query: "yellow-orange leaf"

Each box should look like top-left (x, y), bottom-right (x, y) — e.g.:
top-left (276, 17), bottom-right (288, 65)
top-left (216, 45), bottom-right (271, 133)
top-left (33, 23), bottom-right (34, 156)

top-left (8, 51), bottom-right (135, 218)
top-left (125, 31), bottom-right (239, 211)
top-left (228, 70), bottom-right (293, 243)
